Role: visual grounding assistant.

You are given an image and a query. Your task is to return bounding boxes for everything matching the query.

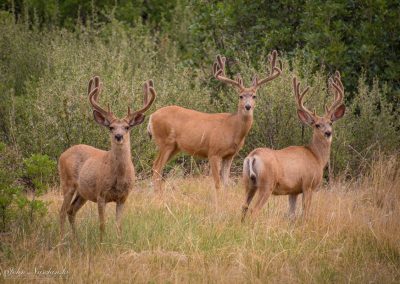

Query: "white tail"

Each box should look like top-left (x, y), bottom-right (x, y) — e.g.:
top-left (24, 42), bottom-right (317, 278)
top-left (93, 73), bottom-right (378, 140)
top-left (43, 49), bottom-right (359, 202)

top-left (244, 157), bottom-right (257, 183)
top-left (149, 51), bottom-right (282, 208)
top-left (242, 72), bottom-right (346, 221)
top-left (58, 76), bottom-right (156, 241)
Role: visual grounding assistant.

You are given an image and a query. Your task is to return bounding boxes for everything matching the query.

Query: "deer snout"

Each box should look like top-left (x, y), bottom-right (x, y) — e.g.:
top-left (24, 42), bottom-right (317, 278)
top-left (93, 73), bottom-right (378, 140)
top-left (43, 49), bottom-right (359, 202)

top-left (324, 131), bottom-right (332, 138)
top-left (115, 134), bottom-right (123, 142)
top-left (245, 104), bottom-right (251, 111)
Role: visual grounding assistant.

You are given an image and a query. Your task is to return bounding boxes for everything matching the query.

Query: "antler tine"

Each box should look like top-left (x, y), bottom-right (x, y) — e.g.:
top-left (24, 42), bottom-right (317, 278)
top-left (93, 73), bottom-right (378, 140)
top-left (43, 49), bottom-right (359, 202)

top-left (88, 76), bottom-right (113, 118)
top-left (88, 77), bottom-right (94, 96)
top-left (213, 54), bottom-right (243, 89)
top-left (235, 74), bottom-right (244, 88)
top-left (293, 77), bottom-right (313, 116)
top-left (87, 76), bottom-right (104, 103)
top-left (255, 50), bottom-right (283, 88)
top-left (128, 80), bottom-right (156, 117)
top-left (326, 71), bottom-right (344, 115)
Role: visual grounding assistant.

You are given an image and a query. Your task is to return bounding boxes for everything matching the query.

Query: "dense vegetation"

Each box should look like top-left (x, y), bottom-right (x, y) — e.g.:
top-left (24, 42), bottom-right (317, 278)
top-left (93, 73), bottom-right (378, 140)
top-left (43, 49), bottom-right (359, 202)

top-left (2, 0), bottom-right (399, 102)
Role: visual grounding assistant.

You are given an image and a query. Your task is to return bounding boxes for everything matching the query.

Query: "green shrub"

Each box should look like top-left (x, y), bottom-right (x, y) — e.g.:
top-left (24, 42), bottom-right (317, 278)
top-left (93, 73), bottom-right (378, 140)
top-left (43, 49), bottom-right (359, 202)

top-left (23, 153), bottom-right (56, 193)
top-left (0, 145), bottom-right (49, 231)
top-left (0, 17), bottom-right (398, 180)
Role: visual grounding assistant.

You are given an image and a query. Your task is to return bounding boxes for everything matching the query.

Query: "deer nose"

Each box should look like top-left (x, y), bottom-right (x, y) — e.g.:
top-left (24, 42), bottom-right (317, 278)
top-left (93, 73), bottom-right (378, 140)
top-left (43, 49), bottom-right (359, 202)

top-left (115, 134), bottom-right (123, 141)
top-left (245, 104), bottom-right (251, 111)
top-left (324, 131), bottom-right (332, 138)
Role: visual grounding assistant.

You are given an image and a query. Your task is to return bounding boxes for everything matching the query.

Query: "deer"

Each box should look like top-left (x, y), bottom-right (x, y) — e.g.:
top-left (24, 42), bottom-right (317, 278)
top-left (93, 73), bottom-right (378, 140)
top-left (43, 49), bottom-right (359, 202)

top-left (147, 51), bottom-right (282, 207)
top-left (241, 71), bottom-right (346, 221)
top-left (59, 76), bottom-right (156, 241)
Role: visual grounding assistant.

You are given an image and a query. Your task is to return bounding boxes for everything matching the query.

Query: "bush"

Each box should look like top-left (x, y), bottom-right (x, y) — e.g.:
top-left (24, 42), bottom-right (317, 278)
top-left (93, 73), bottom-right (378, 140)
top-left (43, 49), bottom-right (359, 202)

top-left (23, 153), bottom-right (56, 193)
top-left (0, 16), bottom-right (398, 179)
top-left (0, 144), bottom-right (49, 232)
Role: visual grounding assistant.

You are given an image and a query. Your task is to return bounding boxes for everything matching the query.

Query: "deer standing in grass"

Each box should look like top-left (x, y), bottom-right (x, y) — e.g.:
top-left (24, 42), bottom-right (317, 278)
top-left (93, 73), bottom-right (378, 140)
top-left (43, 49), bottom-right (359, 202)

top-left (242, 71), bottom-right (345, 221)
top-left (59, 76), bottom-right (156, 241)
top-left (148, 51), bottom-right (282, 207)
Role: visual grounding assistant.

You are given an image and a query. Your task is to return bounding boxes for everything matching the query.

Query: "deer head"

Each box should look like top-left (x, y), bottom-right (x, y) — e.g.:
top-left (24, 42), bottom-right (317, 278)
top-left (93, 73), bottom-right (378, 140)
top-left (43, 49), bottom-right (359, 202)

top-left (293, 71), bottom-right (346, 141)
top-left (213, 50), bottom-right (282, 115)
top-left (88, 76), bottom-right (156, 145)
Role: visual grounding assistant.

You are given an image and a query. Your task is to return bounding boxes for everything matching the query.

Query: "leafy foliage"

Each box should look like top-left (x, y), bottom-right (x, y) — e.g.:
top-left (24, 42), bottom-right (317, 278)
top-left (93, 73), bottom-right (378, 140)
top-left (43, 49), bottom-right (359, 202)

top-left (0, 1), bottom-right (399, 103)
top-left (23, 153), bottom-right (56, 193)
top-left (0, 16), bottom-right (398, 176)
top-left (0, 144), bottom-right (48, 231)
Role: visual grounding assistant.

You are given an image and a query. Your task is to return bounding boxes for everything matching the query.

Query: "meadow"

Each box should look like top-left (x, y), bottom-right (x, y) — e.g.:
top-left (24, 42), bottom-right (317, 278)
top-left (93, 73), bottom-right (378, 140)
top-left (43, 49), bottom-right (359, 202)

top-left (1, 154), bottom-right (400, 283)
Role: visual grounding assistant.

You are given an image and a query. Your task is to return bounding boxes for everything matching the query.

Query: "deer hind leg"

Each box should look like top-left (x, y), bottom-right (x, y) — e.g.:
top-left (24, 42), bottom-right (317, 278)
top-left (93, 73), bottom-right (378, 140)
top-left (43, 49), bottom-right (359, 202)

top-left (152, 145), bottom-right (178, 193)
top-left (288, 194), bottom-right (299, 218)
top-left (209, 156), bottom-right (222, 209)
top-left (59, 181), bottom-right (76, 240)
top-left (67, 194), bottom-right (87, 239)
top-left (241, 181), bottom-right (257, 222)
top-left (221, 156), bottom-right (234, 189)
top-left (250, 180), bottom-right (274, 219)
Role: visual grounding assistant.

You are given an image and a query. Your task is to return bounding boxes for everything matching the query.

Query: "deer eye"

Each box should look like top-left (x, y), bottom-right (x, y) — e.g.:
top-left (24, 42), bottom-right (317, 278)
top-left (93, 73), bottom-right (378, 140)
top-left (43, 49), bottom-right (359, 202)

top-left (125, 126), bottom-right (129, 130)
top-left (315, 124), bottom-right (320, 128)
top-left (239, 95), bottom-right (243, 99)
top-left (109, 126), bottom-right (114, 131)
top-left (329, 122), bottom-right (333, 126)
top-left (253, 95), bottom-right (257, 99)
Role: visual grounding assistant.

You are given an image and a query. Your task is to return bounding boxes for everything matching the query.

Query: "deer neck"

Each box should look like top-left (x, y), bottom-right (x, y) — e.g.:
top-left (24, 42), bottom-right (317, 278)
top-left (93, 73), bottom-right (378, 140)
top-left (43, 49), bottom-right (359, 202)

top-left (233, 110), bottom-right (253, 139)
top-left (308, 131), bottom-right (331, 168)
top-left (108, 136), bottom-right (132, 175)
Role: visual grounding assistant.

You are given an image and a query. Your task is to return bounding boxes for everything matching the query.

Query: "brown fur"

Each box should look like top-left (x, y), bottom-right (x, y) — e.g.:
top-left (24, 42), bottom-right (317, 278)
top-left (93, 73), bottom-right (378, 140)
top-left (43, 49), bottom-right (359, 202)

top-left (59, 77), bottom-right (156, 241)
top-left (149, 51), bottom-right (282, 208)
top-left (242, 72), bottom-right (345, 221)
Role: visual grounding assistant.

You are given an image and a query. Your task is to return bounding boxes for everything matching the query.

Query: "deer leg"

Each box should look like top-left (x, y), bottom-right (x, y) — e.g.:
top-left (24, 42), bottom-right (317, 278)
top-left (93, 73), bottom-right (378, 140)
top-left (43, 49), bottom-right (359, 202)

top-left (302, 189), bottom-right (313, 219)
top-left (116, 202), bottom-right (124, 238)
top-left (288, 194), bottom-right (298, 218)
top-left (152, 146), bottom-right (177, 193)
top-left (152, 151), bottom-right (164, 192)
top-left (250, 182), bottom-right (274, 219)
top-left (209, 156), bottom-right (222, 209)
top-left (60, 188), bottom-right (75, 240)
top-left (221, 156), bottom-right (234, 189)
top-left (241, 184), bottom-right (257, 222)
top-left (97, 196), bottom-right (106, 242)
top-left (67, 194), bottom-right (87, 239)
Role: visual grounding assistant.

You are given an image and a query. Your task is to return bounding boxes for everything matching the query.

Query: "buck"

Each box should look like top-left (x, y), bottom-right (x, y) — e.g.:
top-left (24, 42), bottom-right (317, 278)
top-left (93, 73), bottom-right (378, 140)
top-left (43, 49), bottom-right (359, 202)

top-left (242, 71), bottom-right (345, 221)
top-left (59, 76), bottom-right (156, 241)
top-left (148, 51), bottom-right (282, 206)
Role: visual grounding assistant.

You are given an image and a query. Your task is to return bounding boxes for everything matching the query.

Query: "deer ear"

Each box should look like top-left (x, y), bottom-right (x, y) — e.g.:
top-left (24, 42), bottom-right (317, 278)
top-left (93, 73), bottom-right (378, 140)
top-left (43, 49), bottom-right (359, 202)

top-left (129, 113), bottom-right (145, 127)
top-left (93, 110), bottom-right (110, 127)
top-left (297, 109), bottom-right (315, 125)
top-left (331, 104), bottom-right (345, 122)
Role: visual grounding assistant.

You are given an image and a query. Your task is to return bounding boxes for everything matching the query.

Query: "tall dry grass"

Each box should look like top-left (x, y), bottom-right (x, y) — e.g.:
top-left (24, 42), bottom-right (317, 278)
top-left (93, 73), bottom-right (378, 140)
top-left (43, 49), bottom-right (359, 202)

top-left (1, 154), bottom-right (399, 283)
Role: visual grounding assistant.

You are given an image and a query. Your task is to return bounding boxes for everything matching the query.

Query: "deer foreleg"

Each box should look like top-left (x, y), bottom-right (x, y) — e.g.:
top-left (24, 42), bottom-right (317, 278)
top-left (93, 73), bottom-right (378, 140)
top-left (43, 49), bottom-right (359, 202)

top-left (302, 189), bottom-right (313, 219)
top-left (97, 196), bottom-right (106, 242)
top-left (116, 202), bottom-right (124, 238)
top-left (221, 156), bottom-right (234, 188)
top-left (288, 194), bottom-right (298, 218)
top-left (209, 156), bottom-right (222, 209)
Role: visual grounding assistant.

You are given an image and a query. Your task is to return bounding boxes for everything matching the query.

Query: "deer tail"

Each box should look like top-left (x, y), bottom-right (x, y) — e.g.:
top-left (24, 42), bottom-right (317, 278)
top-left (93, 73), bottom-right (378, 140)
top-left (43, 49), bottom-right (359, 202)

top-left (244, 156), bottom-right (258, 184)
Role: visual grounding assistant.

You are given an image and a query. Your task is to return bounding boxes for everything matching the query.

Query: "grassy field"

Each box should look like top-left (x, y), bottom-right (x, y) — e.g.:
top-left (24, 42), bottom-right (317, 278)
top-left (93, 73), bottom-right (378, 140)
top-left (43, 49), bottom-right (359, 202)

top-left (1, 155), bottom-right (400, 283)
